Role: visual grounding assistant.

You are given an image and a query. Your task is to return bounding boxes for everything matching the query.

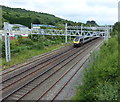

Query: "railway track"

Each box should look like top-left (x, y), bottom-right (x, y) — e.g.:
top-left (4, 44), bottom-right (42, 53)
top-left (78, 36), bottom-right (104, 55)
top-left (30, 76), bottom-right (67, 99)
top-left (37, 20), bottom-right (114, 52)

top-left (1, 47), bottom-right (76, 96)
top-left (1, 44), bottom-right (73, 75)
top-left (1, 38), bottom-right (103, 101)
top-left (1, 45), bottom-right (74, 84)
top-left (1, 45), bottom-right (79, 100)
top-left (1, 47), bottom-right (76, 90)
top-left (2, 45), bottom-right (73, 83)
top-left (38, 52), bottom-right (90, 101)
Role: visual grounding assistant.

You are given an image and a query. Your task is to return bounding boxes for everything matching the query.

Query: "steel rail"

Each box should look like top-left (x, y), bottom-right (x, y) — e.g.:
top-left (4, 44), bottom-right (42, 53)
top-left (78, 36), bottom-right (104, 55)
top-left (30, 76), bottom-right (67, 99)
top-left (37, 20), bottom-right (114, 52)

top-left (2, 46), bottom-right (81, 101)
top-left (1, 45), bottom-right (73, 84)
top-left (1, 47), bottom-right (75, 91)
top-left (1, 44), bottom-right (72, 76)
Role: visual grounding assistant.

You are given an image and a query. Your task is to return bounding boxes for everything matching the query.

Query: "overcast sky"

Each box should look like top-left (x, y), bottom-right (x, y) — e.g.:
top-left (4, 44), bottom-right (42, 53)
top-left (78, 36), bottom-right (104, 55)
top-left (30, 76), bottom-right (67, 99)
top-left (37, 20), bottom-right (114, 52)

top-left (1, 0), bottom-right (119, 25)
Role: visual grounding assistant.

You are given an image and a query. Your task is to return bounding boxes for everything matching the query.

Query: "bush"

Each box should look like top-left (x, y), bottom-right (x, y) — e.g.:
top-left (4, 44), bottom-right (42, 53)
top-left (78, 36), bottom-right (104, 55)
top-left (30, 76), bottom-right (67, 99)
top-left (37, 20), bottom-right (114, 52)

top-left (43, 40), bottom-right (51, 46)
top-left (18, 38), bottom-right (34, 45)
top-left (45, 35), bottom-right (53, 40)
top-left (1, 40), bottom-right (5, 58)
top-left (28, 34), bottom-right (41, 42)
top-left (10, 40), bottom-right (19, 49)
top-left (17, 35), bottom-right (22, 39)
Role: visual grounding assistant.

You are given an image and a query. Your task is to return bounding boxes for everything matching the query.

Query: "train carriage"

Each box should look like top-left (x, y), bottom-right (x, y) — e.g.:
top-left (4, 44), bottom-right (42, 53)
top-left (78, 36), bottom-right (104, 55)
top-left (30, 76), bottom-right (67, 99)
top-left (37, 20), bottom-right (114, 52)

top-left (73, 36), bottom-right (83, 47)
top-left (73, 35), bottom-right (98, 47)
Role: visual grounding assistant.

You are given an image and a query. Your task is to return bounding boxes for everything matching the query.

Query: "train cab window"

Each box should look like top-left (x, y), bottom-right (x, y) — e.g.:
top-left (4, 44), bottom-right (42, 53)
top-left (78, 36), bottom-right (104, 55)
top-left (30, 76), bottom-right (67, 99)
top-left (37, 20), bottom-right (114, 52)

top-left (75, 37), bottom-right (80, 41)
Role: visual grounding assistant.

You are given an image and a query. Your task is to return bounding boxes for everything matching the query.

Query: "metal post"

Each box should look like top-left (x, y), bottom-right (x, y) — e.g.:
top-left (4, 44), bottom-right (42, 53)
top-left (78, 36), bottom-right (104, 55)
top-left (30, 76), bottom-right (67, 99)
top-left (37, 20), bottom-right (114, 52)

top-left (110, 26), bottom-right (113, 33)
top-left (104, 25), bottom-right (108, 40)
top-left (4, 22), bottom-right (11, 62)
top-left (118, 1), bottom-right (120, 22)
top-left (107, 26), bottom-right (109, 40)
top-left (65, 23), bottom-right (67, 43)
top-left (30, 23), bottom-right (33, 39)
top-left (104, 26), bottom-right (106, 40)
top-left (81, 24), bottom-right (84, 42)
top-left (107, 26), bottom-right (110, 39)
top-left (81, 24), bottom-right (83, 36)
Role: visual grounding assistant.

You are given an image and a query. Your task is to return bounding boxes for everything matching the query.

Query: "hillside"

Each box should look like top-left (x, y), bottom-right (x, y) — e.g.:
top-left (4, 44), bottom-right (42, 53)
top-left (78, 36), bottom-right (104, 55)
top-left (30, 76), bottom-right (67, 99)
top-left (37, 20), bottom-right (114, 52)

top-left (1, 5), bottom-right (84, 29)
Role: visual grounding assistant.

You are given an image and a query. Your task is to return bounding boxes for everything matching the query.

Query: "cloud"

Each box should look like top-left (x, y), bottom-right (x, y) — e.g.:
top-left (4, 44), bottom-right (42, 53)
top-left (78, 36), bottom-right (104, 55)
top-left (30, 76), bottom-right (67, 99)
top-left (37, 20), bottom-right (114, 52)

top-left (86, 0), bottom-right (118, 8)
top-left (1, 0), bottom-right (118, 25)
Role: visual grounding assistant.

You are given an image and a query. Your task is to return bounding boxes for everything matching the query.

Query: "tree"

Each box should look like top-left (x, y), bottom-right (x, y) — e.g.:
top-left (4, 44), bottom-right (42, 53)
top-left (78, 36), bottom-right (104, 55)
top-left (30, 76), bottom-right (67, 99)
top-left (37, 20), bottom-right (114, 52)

top-left (32, 18), bottom-right (40, 24)
top-left (86, 20), bottom-right (98, 26)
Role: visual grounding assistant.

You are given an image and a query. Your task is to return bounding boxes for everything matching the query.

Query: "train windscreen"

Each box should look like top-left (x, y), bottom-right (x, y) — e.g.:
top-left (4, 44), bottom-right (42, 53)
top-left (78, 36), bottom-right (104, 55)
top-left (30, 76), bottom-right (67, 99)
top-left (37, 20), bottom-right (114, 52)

top-left (75, 37), bottom-right (80, 41)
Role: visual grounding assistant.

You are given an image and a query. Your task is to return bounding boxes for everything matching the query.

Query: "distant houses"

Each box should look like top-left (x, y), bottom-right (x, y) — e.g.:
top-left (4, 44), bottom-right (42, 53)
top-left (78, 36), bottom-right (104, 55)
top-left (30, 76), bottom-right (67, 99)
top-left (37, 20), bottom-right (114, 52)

top-left (32, 24), bottom-right (56, 29)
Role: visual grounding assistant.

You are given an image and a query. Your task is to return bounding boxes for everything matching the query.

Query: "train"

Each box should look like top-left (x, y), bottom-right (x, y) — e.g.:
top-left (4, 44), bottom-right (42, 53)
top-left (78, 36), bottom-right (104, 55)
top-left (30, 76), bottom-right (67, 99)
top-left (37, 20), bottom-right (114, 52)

top-left (73, 36), bottom-right (98, 47)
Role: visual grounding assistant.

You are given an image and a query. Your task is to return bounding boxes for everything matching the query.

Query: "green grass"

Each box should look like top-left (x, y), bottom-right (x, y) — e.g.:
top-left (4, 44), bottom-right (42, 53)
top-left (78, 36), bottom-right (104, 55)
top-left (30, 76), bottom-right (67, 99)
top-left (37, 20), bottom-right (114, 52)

top-left (1, 43), bottom-right (70, 70)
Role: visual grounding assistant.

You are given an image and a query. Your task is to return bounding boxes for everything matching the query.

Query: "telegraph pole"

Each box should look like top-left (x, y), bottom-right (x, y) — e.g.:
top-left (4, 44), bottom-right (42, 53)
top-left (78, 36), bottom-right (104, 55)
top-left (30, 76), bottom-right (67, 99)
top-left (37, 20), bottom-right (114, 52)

top-left (65, 23), bottom-right (68, 43)
top-left (4, 22), bottom-right (11, 62)
top-left (104, 25), bottom-right (109, 40)
top-left (81, 24), bottom-right (83, 36)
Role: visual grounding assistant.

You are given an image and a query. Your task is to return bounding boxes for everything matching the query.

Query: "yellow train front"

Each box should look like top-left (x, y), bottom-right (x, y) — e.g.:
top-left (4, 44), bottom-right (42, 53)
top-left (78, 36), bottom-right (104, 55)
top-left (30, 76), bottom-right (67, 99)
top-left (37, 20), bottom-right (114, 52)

top-left (73, 36), bottom-right (83, 47)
